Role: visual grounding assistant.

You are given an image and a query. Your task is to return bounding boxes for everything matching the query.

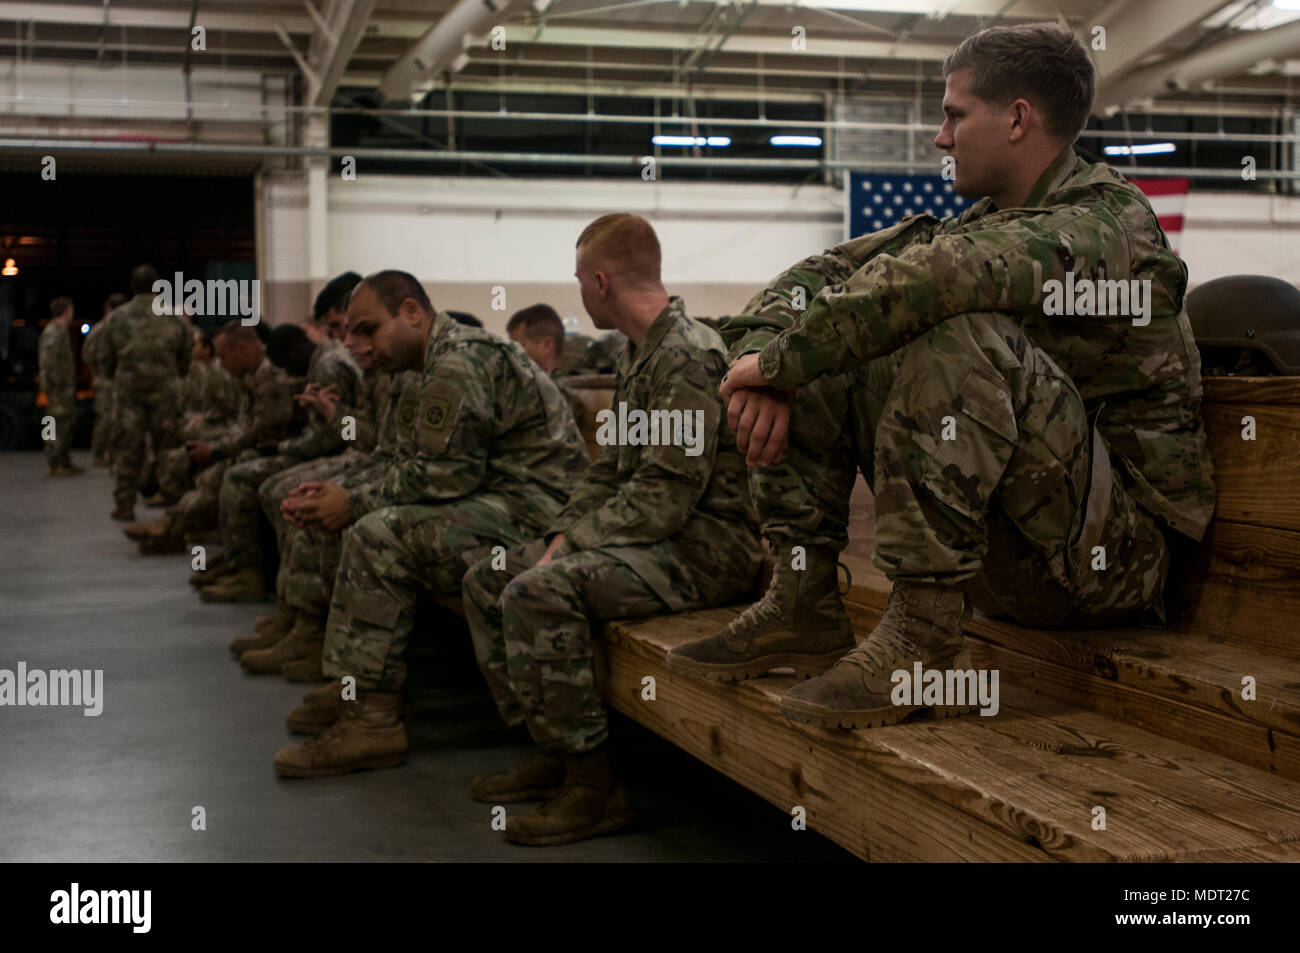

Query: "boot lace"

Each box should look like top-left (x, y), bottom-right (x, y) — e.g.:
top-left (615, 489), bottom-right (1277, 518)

top-left (835, 581), bottom-right (919, 679)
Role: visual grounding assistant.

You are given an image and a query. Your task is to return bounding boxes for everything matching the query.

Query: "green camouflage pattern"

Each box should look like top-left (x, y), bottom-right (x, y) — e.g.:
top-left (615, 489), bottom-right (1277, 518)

top-left (338, 312), bottom-right (588, 520)
top-left (216, 341), bottom-right (363, 571)
top-left (180, 360), bottom-right (240, 432)
top-left (83, 320), bottom-right (115, 460)
top-left (320, 317), bottom-right (589, 691)
top-left (548, 297), bottom-right (764, 611)
top-left (556, 331), bottom-right (626, 377)
top-left (460, 300), bottom-right (764, 751)
top-left (274, 339), bottom-right (363, 460)
top-left (321, 496), bottom-right (531, 690)
top-left (462, 538), bottom-right (666, 752)
top-left (261, 451), bottom-right (369, 604)
top-left (279, 372), bottom-right (416, 616)
top-left (212, 356), bottom-right (297, 460)
top-left (38, 322), bottom-right (76, 470)
top-left (731, 147), bottom-right (1214, 542)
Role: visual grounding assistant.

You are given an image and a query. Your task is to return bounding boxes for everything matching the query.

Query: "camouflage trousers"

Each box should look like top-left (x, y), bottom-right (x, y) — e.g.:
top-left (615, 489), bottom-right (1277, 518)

top-left (217, 453), bottom-right (299, 571)
top-left (112, 385), bottom-right (180, 510)
top-left (158, 421), bottom-right (228, 502)
top-left (91, 384), bottom-right (114, 461)
top-left (166, 458), bottom-right (231, 537)
top-left (263, 452), bottom-right (368, 609)
top-left (754, 311), bottom-right (1170, 628)
top-left (463, 539), bottom-right (683, 754)
top-left (322, 496), bottom-right (531, 693)
top-left (43, 399), bottom-right (75, 471)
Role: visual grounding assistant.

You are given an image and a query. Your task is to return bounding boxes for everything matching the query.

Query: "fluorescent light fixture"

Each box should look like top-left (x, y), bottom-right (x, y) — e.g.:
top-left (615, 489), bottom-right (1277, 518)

top-left (1274, 0), bottom-right (1300, 10)
top-left (770, 135), bottom-right (823, 147)
top-left (1, 258), bottom-right (16, 276)
top-left (1104, 142), bottom-right (1176, 156)
top-left (651, 135), bottom-right (730, 147)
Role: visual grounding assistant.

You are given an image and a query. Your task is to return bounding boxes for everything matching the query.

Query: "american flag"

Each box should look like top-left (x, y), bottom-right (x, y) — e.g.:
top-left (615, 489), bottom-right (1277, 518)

top-left (1128, 177), bottom-right (1190, 255)
top-left (846, 170), bottom-right (1191, 256)
top-left (846, 171), bottom-right (972, 239)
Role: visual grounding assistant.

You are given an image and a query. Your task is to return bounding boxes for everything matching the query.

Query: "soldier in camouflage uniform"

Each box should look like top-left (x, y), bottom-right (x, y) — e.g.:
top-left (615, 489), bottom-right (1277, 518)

top-left (126, 321), bottom-right (297, 554)
top-left (200, 325), bottom-right (363, 603)
top-left (38, 297), bottom-right (79, 476)
top-left (156, 327), bottom-right (241, 504)
top-left (271, 270), bottom-right (588, 780)
top-left (226, 272), bottom-right (380, 667)
top-left (101, 266), bottom-right (192, 521)
top-left (462, 215), bottom-right (763, 846)
top-left (83, 293), bottom-right (127, 467)
top-left (668, 23), bottom-right (1216, 731)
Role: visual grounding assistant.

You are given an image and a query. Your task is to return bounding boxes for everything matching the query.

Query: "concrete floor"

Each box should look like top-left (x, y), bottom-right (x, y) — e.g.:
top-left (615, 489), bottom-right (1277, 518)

top-left (0, 450), bottom-right (853, 862)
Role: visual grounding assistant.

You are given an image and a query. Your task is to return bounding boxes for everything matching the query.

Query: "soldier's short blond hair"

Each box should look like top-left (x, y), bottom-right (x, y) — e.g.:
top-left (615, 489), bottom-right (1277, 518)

top-left (943, 23), bottom-right (1096, 143)
top-left (576, 213), bottom-right (661, 286)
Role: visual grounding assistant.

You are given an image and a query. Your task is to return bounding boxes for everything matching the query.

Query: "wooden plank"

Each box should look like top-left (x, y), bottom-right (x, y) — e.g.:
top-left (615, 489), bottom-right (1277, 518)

top-left (1179, 520), bottom-right (1300, 658)
top-left (1203, 376), bottom-right (1300, 406)
top-left (601, 609), bottom-right (1300, 862)
top-left (1202, 402), bottom-right (1300, 531)
top-left (959, 615), bottom-right (1300, 739)
top-left (972, 638), bottom-right (1300, 782)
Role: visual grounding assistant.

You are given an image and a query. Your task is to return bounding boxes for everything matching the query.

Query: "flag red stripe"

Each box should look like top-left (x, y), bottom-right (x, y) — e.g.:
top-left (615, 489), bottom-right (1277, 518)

top-left (1157, 214), bottom-right (1184, 232)
top-left (1129, 177), bottom-right (1191, 197)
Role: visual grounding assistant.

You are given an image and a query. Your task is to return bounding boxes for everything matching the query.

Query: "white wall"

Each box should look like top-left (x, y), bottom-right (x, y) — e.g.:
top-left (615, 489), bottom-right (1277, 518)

top-left (259, 172), bottom-right (1300, 333)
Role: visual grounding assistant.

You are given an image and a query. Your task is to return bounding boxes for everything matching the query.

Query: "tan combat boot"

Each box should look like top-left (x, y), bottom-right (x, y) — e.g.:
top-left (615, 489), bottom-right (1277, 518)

top-left (136, 514), bottom-right (186, 555)
top-left (666, 545), bottom-right (855, 681)
top-left (281, 645), bottom-right (327, 683)
top-left (285, 679), bottom-right (347, 735)
top-left (504, 744), bottom-right (634, 846)
top-left (200, 567), bottom-right (266, 604)
top-left (240, 612), bottom-right (322, 673)
top-left (229, 603), bottom-right (296, 655)
top-left (110, 505), bottom-right (136, 522)
top-left (273, 691), bottom-right (408, 779)
top-left (779, 580), bottom-right (972, 730)
top-left (189, 552), bottom-right (230, 587)
top-left (123, 515), bottom-right (170, 542)
top-left (470, 749), bottom-right (565, 804)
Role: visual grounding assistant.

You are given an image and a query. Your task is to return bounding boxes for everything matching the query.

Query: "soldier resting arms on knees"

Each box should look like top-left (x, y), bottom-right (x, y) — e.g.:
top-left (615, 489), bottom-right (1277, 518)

top-left (667, 22), bottom-right (1215, 730)
top-left (271, 270), bottom-right (589, 779)
top-left (462, 213), bottom-right (764, 846)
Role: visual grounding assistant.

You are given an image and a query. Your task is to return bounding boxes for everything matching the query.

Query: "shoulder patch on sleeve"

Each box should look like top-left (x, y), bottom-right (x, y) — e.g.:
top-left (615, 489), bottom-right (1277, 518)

top-left (418, 379), bottom-right (463, 454)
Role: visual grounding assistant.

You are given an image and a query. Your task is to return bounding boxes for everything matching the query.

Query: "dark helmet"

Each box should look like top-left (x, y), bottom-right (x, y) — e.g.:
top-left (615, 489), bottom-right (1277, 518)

top-left (1187, 275), bottom-right (1300, 376)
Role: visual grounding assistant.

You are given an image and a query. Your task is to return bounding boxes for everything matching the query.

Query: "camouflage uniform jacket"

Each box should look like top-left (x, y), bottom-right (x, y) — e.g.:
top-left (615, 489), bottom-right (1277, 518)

top-left (337, 367), bottom-right (391, 454)
top-left (38, 322), bottom-right (75, 405)
top-left (100, 294), bottom-right (191, 389)
top-left (213, 356), bottom-right (297, 459)
top-left (340, 312), bottom-right (589, 522)
top-left (275, 339), bottom-right (364, 460)
top-left (82, 320), bottom-right (110, 382)
top-left (726, 147), bottom-right (1215, 542)
top-left (181, 360), bottom-right (240, 425)
top-left (549, 297), bottom-right (763, 610)
top-left (557, 331), bottom-right (626, 377)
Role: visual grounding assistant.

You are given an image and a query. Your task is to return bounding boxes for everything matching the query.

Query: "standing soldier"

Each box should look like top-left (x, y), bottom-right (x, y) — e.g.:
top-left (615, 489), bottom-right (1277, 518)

top-left (102, 265), bottom-right (191, 521)
top-left (83, 292), bottom-right (127, 467)
top-left (38, 297), bottom-right (80, 477)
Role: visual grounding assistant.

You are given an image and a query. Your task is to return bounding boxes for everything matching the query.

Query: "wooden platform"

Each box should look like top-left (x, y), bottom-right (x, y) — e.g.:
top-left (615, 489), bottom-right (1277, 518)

top-left (593, 376), bottom-right (1300, 862)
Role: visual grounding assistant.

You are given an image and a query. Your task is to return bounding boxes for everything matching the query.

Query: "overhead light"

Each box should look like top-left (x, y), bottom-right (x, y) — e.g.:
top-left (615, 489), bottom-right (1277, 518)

top-left (1274, 0), bottom-right (1300, 10)
top-left (1104, 142), bottom-right (1176, 156)
top-left (651, 135), bottom-right (730, 147)
top-left (1, 258), bottom-right (16, 276)
top-left (81, 323), bottom-right (91, 334)
top-left (770, 135), bottom-right (823, 147)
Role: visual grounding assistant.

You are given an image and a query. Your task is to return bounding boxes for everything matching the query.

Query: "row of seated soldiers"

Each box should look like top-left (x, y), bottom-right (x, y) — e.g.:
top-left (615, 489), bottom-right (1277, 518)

top-left (106, 250), bottom-right (723, 846)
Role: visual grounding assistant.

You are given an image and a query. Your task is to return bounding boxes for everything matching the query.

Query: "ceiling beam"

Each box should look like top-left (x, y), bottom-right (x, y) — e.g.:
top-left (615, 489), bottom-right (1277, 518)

top-left (311, 0), bottom-right (380, 105)
top-left (1092, 0), bottom-right (1232, 81)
